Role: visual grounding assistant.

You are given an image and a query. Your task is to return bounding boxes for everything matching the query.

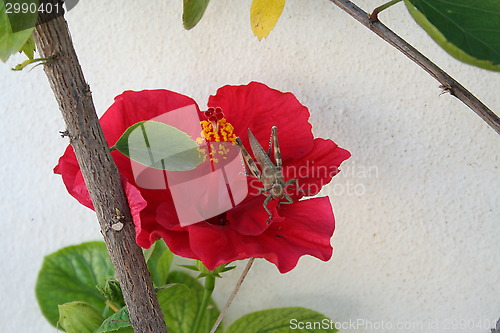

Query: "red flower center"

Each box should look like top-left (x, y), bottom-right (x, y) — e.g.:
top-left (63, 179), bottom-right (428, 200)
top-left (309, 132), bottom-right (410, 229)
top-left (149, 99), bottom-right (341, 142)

top-left (200, 107), bottom-right (236, 143)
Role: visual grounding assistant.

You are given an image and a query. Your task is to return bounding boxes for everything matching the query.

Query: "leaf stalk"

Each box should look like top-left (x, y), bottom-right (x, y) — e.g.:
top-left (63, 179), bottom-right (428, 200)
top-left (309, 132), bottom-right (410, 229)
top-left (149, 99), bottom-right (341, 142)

top-left (369, 0), bottom-right (403, 22)
top-left (192, 275), bottom-right (216, 333)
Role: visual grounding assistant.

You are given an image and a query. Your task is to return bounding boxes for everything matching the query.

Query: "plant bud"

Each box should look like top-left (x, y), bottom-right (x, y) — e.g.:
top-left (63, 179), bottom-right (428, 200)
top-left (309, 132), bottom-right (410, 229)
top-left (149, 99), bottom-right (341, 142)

top-left (96, 278), bottom-right (125, 307)
top-left (58, 301), bottom-right (104, 333)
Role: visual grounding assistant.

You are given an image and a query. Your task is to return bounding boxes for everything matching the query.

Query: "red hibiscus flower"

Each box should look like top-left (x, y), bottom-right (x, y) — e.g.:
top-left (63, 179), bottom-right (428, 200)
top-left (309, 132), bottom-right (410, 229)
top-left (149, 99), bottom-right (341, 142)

top-left (55, 82), bottom-right (350, 273)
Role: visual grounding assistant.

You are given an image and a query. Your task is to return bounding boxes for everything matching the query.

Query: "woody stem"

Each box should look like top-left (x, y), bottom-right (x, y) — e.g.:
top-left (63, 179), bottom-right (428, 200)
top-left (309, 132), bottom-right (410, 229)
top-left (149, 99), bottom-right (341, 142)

top-left (32, 1), bottom-right (166, 331)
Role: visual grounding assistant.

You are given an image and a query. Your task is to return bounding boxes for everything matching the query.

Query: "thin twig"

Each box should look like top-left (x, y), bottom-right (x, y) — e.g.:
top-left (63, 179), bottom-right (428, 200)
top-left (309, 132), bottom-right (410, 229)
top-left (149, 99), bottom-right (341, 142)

top-left (328, 0), bottom-right (500, 135)
top-left (209, 258), bottom-right (256, 333)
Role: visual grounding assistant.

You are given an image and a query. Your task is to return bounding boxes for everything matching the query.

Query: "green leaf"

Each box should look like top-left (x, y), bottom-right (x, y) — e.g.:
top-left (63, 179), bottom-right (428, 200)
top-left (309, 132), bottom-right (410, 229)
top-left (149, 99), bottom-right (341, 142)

top-left (3, 0), bottom-right (39, 32)
top-left (162, 271), bottom-right (222, 333)
top-left (179, 260), bottom-right (236, 279)
top-left (146, 239), bottom-right (173, 287)
top-left (96, 284), bottom-right (188, 333)
top-left (58, 301), bottom-right (105, 333)
top-left (226, 307), bottom-right (338, 333)
top-left (0, 0), bottom-right (35, 61)
top-left (96, 278), bottom-right (125, 308)
top-left (404, 0), bottom-right (500, 71)
top-left (250, 0), bottom-right (286, 40)
top-left (142, 241), bottom-right (156, 262)
top-left (156, 283), bottom-right (191, 309)
top-left (20, 34), bottom-right (34, 59)
top-left (35, 241), bottom-right (115, 327)
top-left (183, 0), bottom-right (211, 30)
top-left (95, 307), bottom-right (133, 333)
top-left (113, 120), bottom-right (203, 171)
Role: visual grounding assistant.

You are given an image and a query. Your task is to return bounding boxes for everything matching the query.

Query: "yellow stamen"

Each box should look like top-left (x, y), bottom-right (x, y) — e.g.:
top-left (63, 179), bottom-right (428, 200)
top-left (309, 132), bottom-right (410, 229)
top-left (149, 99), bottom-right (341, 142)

top-left (200, 118), bottom-right (237, 143)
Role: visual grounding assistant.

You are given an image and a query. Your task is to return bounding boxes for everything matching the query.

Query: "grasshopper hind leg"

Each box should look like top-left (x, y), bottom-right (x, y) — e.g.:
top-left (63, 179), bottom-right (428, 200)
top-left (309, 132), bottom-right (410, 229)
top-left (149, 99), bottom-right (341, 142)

top-left (263, 195), bottom-right (274, 224)
top-left (277, 192), bottom-right (294, 211)
top-left (236, 136), bottom-right (262, 179)
top-left (271, 126), bottom-right (282, 172)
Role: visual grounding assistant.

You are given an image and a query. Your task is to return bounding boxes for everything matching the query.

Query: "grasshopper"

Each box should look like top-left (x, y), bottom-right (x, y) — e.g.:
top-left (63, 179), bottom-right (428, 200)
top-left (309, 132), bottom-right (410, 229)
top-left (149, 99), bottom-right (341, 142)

top-left (236, 126), bottom-right (297, 224)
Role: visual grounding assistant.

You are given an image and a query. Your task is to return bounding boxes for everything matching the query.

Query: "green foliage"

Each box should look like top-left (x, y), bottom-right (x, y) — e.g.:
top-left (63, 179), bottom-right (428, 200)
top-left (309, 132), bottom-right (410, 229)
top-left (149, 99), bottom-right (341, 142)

top-left (0, 0), bottom-right (35, 61)
top-left (156, 283), bottom-right (192, 314)
top-left (183, 0), bottom-right (211, 30)
top-left (146, 239), bottom-right (173, 287)
top-left (226, 307), bottom-right (338, 333)
top-left (19, 34), bottom-right (34, 58)
top-left (35, 241), bottom-right (221, 332)
top-left (95, 307), bottom-right (133, 333)
top-left (179, 260), bottom-right (236, 278)
top-left (96, 278), bottom-right (125, 309)
top-left (93, 272), bottom-right (219, 333)
top-left (163, 271), bottom-right (222, 333)
top-left (112, 120), bottom-right (203, 171)
top-left (58, 301), bottom-right (105, 333)
top-left (405, 0), bottom-right (500, 71)
top-left (3, 0), bottom-right (39, 32)
top-left (94, 283), bottom-right (191, 333)
top-left (36, 242), bottom-right (338, 333)
top-left (35, 242), bottom-right (115, 327)
top-left (10, 56), bottom-right (51, 70)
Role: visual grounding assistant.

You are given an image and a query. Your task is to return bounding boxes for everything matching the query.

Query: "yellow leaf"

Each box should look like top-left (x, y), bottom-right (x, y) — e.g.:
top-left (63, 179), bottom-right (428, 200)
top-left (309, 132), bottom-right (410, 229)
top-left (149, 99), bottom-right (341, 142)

top-left (250, 0), bottom-right (286, 40)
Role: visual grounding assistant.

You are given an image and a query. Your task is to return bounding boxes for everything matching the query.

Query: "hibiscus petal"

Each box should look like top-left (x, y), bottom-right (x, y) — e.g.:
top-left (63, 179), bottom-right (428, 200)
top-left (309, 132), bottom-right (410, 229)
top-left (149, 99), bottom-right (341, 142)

top-left (54, 146), bottom-right (94, 209)
top-left (283, 138), bottom-right (351, 198)
top-left (135, 197), bottom-right (202, 260)
top-left (124, 180), bottom-right (148, 230)
top-left (54, 85), bottom-right (348, 276)
top-left (266, 197), bottom-right (335, 273)
top-left (207, 82), bottom-right (314, 161)
top-left (53, 90), bottom-right (206, 258)
top-left (54, 90), bottom-right (201, 202)
top-left (227, 195), bottom-right (284, 236)
top-left (187, 197), bottom-right (335, 273)
top-left (101, 90), bottom-right (200, 145)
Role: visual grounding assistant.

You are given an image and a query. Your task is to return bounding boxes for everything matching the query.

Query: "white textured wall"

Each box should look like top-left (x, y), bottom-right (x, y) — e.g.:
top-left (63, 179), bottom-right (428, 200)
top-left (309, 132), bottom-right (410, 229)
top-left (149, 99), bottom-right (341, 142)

top-left (1, 1), bottom-right (498, 332)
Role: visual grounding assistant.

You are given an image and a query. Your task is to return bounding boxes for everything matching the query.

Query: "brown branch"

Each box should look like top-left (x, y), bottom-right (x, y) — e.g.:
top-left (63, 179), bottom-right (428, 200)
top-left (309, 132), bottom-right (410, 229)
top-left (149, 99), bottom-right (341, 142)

top-left (327, 0), bottom-right (500, 135)
top-left (32, 4), bottom-right (167, 332)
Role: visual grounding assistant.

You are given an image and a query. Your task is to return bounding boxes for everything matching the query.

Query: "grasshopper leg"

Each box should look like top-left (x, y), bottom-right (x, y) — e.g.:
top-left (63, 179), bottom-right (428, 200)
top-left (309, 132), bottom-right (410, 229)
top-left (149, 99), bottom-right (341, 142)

top-left (277, 192), bottom-right (294, 211)
top-left (271, 126), bottom-right (282, 172)
top-left (263, 195), bottom-right (274, 224)
top-left (283, 178), bottom-right (298, 196)
top-left (236, 136), bottom-right (262, 179)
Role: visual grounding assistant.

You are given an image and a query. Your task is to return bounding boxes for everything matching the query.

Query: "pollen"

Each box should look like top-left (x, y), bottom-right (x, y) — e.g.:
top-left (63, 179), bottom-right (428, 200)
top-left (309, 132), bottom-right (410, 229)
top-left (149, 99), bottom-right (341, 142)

top-left (196, 147), bottom-right (207, 162)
